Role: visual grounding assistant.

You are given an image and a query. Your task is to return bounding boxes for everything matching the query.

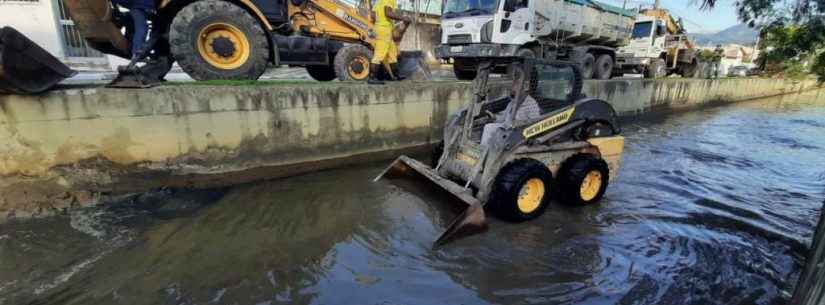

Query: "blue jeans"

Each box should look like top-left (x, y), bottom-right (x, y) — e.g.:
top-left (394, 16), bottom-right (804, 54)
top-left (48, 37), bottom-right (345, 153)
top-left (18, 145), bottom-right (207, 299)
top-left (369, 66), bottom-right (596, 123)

top-left (129, 8), bottom-right (149, 58)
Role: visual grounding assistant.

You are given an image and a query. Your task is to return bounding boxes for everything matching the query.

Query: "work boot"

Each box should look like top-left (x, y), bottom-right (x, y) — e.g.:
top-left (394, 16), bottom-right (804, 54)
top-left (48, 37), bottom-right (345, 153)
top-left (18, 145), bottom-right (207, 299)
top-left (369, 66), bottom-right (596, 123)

top-left (389, 63), bottom-right (403, 81)
top-left (367, 64), bottom-right (384, 85)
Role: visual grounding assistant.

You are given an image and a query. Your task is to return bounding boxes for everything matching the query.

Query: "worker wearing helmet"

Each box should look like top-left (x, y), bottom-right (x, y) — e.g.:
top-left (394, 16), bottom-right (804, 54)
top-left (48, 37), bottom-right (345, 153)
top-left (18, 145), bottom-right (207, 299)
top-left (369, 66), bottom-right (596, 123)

top-left (369, 0), bottom-right (411, 84)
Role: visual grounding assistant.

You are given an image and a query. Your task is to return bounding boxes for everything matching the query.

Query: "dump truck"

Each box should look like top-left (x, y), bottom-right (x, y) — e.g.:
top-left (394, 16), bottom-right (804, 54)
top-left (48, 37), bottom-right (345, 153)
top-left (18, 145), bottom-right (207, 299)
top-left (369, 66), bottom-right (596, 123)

top-left (52, 0), bottom-right (429, 87)
top-left (376, 57), bottom-right (625, 246)
top-left (435, 0), bottom-right (635, 80)
top-left (614, 3), bottom-right (700, 78)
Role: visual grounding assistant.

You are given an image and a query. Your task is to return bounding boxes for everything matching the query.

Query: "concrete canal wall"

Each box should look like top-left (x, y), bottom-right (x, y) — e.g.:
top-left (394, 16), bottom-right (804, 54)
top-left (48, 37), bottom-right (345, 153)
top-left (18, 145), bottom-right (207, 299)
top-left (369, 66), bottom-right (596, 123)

top-left (0, 78), bottom-right (820, 220)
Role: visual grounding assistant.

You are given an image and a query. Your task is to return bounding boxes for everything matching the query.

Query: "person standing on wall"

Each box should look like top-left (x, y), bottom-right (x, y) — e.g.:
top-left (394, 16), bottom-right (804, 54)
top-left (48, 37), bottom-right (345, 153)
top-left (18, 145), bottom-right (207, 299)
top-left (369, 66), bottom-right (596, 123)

top-left (368, 0), bottom-right (412, 84)
top-left (712, 44), bottom-right (725, 79)
top-left (112, 0), bottom-right (155, 61)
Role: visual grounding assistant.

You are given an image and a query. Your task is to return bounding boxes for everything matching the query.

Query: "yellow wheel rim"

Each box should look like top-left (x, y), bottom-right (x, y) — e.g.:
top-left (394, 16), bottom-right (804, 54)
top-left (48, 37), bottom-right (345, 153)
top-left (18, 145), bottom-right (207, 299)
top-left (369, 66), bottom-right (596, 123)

top-left (580, 170), bottom-right (603, 201)
top-left (348, 56), bottom-right (370, 80)
top-left (517, 178), bottom-right (545, 214)
top-left (197, 23), bottom-right (250, 70)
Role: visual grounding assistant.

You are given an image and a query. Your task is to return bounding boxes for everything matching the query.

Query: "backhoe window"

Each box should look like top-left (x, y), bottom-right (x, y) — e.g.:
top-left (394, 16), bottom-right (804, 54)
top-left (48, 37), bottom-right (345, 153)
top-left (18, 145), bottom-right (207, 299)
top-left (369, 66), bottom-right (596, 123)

top-left (632, 21), bottom-right (653, 39)
top-left (534, 64), bottom-right (575, 102)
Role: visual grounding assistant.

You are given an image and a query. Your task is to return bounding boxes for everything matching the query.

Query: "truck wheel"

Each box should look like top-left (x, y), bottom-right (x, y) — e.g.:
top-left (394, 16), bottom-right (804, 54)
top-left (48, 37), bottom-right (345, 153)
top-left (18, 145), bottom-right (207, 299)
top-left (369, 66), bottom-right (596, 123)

top-left (680, 59), bottom-right (699, 78)
top-left (644, 59), bottom-right (666, 79)
top-left (306, 65), bottom-right (336, 81)
top-left (453, 59), bottom-right (477, 80)
top-left (593, 54), bottom-right (614, 80)
top-left (489, 158), bottom-right (553, 222)
top-left (170, 0), bottom-right (269, 80)
top-left (506, 48), bottom-right (536, 77)
top-left (580, 53), bottom-right (595, 79)
top-left (557, 154), bottom-right (609, 205)
top-left (334, 44), bottom-right (372, 81)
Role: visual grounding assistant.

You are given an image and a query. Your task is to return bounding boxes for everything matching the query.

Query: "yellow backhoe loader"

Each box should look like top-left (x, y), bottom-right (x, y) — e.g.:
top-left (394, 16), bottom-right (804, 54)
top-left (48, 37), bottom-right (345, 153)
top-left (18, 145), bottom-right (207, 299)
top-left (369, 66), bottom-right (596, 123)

top-left (0, 0), bottom-right (431, 90)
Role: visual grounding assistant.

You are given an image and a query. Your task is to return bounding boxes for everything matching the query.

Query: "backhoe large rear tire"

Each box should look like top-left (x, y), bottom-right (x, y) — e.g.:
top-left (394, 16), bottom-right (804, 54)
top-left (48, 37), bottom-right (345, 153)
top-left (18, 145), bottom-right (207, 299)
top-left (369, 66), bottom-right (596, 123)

top-left (334, 44), bottom-right (372, 81)
top-left (170, 0), bottom-right (269, 81)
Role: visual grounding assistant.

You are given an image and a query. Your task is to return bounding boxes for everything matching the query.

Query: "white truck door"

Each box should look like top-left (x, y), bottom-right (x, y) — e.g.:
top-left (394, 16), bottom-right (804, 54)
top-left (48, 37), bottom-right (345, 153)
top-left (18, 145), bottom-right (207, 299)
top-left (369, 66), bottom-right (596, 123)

top-left (493, 0), bottom-right (533, 45)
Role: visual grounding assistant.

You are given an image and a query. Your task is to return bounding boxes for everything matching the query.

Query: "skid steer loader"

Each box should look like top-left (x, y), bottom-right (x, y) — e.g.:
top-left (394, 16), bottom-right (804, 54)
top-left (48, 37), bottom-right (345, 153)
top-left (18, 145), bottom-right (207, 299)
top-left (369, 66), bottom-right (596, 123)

top-left (375, 58), bottom-right (625, 246)
top-left (60, 0), bottom-right (430, 87)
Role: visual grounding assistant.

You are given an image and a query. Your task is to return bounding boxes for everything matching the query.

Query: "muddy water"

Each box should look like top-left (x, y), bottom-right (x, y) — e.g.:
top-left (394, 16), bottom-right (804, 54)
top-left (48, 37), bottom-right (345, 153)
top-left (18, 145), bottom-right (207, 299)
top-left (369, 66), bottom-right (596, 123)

top-left (3, 90), bottom-right (825, 305)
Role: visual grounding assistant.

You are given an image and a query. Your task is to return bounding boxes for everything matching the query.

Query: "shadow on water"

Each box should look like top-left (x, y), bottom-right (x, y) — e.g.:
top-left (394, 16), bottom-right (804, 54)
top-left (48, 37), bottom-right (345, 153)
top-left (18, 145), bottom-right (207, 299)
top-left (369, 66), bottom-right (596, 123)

top-left (2, 88), bottom-right (825, 305)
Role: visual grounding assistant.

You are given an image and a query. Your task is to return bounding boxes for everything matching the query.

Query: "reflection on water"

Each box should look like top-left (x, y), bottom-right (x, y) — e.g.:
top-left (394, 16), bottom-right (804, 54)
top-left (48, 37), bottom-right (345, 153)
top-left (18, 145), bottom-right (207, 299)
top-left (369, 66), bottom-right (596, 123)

top-left (2, 90), bottom-right (825, 305)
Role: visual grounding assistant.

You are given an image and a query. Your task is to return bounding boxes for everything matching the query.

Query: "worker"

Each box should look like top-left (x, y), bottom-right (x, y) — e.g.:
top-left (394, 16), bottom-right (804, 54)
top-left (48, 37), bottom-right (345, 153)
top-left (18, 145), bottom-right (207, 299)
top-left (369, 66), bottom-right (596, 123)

top-left (481, 65), bottom-right (540, 147)
top-left (368, 0), bottom-right (411, 84)
top-left (712, 44), bottom-right (724, 79)
top-left (112, 0), bottom-right (155, 60)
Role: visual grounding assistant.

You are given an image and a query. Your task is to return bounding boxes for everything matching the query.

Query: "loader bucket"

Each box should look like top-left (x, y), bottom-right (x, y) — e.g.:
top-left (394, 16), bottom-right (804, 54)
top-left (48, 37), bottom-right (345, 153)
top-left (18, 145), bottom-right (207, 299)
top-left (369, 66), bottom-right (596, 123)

top-left (396, 51), bottom-right (433, 81)
top-left (0, 27), bottom-right (77, 95)
top-left (374, 155), bottom-right (487, 246)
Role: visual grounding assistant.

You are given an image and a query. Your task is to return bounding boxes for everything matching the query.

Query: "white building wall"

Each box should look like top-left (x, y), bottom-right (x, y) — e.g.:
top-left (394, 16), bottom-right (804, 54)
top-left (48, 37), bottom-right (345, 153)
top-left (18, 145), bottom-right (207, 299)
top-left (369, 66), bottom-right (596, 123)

top-left (0, 0), bottom-right (64, 58)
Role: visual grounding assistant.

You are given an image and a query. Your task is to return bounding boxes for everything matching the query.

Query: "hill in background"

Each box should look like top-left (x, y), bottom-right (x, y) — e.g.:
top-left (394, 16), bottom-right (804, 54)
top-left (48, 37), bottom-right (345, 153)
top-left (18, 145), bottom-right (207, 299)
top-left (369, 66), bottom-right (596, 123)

top-left (690, 24), bottom-right (759, 46)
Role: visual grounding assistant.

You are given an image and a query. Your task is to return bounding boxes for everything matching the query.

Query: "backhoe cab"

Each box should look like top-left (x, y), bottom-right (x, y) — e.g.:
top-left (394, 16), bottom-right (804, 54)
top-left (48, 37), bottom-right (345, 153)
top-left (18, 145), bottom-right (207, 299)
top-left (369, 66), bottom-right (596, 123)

top-left (376, 58), bottom-right (625, 246)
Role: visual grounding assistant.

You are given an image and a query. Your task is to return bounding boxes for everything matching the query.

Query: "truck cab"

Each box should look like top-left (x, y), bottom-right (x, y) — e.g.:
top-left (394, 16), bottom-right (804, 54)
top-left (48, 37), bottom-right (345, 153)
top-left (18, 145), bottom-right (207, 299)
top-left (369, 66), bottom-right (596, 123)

top-left (619, 16), bottom-right (668, 61)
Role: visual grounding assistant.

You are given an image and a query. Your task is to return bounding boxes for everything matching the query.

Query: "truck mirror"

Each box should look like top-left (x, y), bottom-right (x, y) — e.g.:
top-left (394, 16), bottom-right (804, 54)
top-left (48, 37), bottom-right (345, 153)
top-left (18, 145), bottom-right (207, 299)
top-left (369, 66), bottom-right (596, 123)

top-left (503, 0), bottom-right (517, 12)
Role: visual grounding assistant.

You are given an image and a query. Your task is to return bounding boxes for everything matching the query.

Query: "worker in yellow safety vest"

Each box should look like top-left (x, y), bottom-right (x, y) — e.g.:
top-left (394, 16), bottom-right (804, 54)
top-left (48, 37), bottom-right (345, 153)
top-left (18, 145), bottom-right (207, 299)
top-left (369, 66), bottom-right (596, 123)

top-left (368, 0), bottom-right (411, 84)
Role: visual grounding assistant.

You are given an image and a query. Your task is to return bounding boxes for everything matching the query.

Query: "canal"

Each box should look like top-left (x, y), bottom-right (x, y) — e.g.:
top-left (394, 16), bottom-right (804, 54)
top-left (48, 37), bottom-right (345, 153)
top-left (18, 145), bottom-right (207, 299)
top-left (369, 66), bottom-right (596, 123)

top-left (2, 90), bottom-right (824, 305)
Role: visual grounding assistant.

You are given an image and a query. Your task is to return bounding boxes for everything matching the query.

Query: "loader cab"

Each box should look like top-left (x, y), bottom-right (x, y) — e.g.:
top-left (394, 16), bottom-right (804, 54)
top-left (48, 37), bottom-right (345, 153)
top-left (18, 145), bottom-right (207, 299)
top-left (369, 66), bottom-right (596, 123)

top-left (476, 58), bottom-right (583, 120)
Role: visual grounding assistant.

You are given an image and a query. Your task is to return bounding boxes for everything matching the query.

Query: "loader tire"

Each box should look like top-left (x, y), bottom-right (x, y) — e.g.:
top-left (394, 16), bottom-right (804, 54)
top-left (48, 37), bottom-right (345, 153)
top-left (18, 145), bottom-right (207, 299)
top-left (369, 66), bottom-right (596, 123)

top-left (557, 154), bottom-right (609, 206)
top-left (334, 44), bottom-right (372, 81)
top-left (306, 65), bottom-right (337, 81)
top-left (170, 0), bottom-right (269, 81)
top-left (489, 159), bottom-right (553, 222)
top-left (580, 53), bottom-right (596, 79)
top-left (594, 54), bottom-right (614, 80)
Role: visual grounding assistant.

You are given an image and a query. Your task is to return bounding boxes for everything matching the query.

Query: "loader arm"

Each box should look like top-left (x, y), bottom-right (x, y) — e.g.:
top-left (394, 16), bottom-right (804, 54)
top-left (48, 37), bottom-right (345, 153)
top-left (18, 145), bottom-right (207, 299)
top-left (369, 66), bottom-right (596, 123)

top-left (289, 0), bottom-right (375, 45)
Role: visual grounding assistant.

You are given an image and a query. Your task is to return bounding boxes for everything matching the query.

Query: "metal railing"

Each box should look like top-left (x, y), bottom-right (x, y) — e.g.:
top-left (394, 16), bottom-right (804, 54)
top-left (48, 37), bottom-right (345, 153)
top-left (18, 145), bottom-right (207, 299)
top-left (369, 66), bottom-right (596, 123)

top-left (56, 0), bottom-right (104, 58)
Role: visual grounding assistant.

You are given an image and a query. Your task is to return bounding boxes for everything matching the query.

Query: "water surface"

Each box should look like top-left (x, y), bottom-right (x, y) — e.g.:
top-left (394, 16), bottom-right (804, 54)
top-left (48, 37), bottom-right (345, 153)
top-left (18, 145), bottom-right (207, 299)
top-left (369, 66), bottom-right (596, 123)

top-left (2, 90), bottom-right (825, 305)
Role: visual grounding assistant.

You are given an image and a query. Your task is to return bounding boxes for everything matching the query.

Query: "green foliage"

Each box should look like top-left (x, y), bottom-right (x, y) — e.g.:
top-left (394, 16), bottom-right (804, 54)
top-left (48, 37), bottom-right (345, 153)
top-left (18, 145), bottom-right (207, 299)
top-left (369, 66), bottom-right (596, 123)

top-left (697, 49), bottom-right (716, 62)
top-left (701, 0), bottom-right (825, 81)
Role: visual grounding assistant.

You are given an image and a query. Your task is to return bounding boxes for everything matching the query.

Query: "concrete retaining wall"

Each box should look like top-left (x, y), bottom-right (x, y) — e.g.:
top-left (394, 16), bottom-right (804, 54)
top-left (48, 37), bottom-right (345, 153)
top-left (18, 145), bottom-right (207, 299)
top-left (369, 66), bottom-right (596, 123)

top-left (0, 78), bottom-right (820, 220)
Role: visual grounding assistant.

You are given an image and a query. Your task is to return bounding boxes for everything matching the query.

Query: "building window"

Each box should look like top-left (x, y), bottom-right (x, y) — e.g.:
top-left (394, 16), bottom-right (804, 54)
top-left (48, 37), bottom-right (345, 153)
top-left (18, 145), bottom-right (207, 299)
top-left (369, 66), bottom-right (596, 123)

top-left (56, 0), bottom-right (104, 58)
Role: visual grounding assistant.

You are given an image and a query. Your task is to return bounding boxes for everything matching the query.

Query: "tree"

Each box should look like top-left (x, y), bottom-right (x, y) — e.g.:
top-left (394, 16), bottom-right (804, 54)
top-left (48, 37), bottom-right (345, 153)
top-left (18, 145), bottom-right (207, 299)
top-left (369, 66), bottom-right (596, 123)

top-left (701, 0), bottom-right (825, 81)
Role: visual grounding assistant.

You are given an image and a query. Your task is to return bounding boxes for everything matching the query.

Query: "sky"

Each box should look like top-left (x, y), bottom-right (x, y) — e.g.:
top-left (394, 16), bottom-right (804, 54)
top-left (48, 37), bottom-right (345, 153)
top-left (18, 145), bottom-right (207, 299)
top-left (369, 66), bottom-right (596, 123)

top-left (598, 0), bottom-right (741, 33)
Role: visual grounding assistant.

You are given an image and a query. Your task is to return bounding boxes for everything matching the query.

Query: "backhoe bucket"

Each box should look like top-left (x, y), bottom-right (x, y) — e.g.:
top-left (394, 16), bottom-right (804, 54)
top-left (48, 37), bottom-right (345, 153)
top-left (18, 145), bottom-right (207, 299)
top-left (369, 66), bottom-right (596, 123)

top-left (0, 27), bottom-right (77, 94)
top-left (396, 51), bottom-right (432, 81)
top-left (374, 155), bottom-right (487, 246)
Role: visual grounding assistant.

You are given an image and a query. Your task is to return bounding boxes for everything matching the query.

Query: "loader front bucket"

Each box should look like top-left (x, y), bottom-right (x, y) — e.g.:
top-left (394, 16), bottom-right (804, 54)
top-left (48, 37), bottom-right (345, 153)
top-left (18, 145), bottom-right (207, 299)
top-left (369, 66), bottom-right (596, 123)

top-left (374, 155), bottom-right (487, 246)
top-left (0, 27), bottom-right (77, 94)
top-left (396, 51), bottom-right (433, 81)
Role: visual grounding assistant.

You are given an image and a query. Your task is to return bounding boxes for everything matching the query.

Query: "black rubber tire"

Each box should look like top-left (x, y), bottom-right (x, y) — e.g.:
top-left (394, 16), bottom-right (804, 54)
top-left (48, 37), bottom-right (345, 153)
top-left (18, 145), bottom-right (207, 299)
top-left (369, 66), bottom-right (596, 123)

top-left (430, 141), bottom-right (444, 168)
top-left (453, 59), bottom-right (477, 80)
top-left (169, 0), bottom-right (269, 81)
top-left (680, 59), bottom-right (699, 78)
top-left (488, 159), bottom-right (553, 222)
top-left (557, 154), bottom-right (610, 206)
top-left (580, 53), bottom-right (596, 79)
top-left (334, 44), bottom-right (372, 81)
top-left (644, 59), bottom-right (666, 79)
top-left (306, 65), bottom-right (337, 81)
top-left (594, 54), bottom-right (614, 80)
